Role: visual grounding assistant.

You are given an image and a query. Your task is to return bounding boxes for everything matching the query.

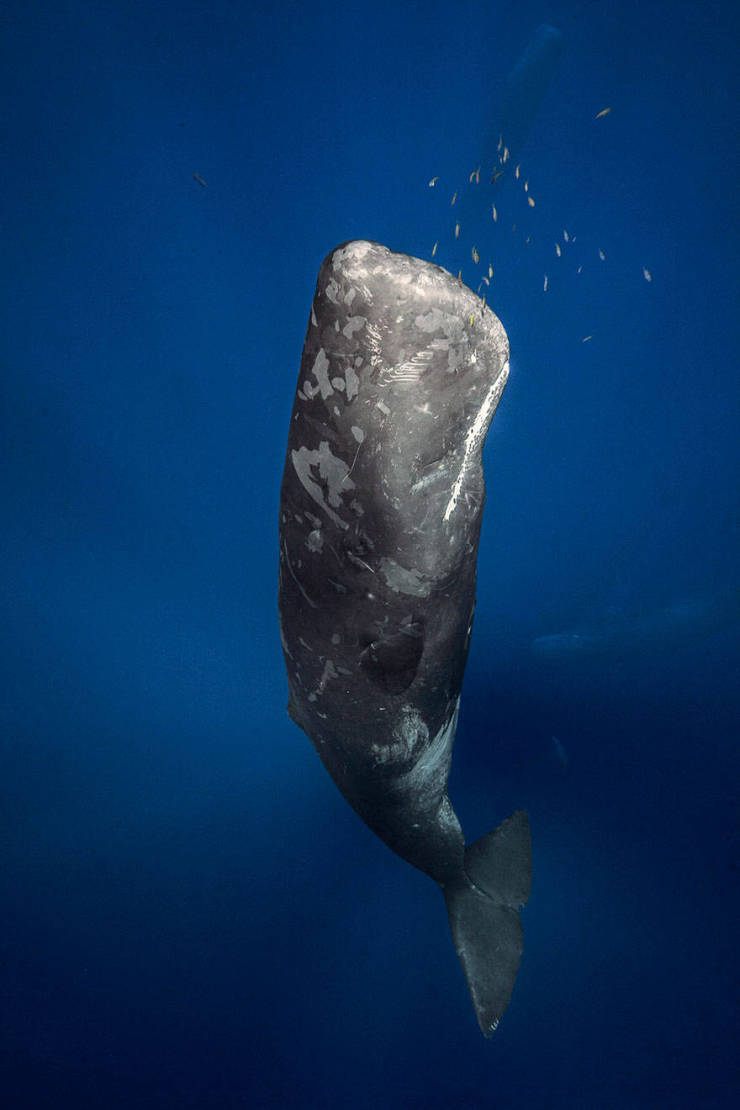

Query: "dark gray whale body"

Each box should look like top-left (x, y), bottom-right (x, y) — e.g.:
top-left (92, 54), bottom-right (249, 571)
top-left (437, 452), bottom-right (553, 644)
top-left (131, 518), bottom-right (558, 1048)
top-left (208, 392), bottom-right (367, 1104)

top-left (278, 240), bottom-right (531, 1035)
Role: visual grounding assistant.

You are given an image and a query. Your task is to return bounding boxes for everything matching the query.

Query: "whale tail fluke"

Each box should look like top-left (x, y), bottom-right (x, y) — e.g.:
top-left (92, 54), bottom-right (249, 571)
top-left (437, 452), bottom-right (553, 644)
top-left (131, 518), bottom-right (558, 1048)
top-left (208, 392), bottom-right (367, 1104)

top-left (443, 810), bottom-right (531, 1036)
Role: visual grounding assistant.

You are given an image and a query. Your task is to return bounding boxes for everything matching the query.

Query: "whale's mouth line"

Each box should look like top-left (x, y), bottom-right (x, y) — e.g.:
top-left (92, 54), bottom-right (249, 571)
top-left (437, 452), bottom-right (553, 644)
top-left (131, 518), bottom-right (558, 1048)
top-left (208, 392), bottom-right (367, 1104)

top-left (443, 359), bottom-right (510, 522)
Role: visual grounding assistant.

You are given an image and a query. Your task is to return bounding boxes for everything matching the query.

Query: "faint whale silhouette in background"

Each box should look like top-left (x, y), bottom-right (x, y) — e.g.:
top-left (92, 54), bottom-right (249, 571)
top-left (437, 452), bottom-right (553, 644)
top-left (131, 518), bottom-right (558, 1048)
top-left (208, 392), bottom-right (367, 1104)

top-left (441, 23), bottom-right (564, 276)
top-left (278, 240), bottom-right (531, 1036)
top-left (531, 587), bottom-right (740, 663)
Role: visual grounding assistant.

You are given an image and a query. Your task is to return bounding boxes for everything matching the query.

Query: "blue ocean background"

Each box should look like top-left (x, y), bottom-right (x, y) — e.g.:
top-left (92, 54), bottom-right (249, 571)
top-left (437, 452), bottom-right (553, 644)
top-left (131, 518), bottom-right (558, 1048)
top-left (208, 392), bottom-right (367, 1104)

top-left (2, 0), bottom-right (738, 1106)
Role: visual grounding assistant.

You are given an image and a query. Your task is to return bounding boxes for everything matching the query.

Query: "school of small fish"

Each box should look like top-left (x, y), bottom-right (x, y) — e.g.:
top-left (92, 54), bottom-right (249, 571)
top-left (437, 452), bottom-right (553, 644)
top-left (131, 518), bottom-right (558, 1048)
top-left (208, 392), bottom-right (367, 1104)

top-left (425, 106), bottom-right (651, 339)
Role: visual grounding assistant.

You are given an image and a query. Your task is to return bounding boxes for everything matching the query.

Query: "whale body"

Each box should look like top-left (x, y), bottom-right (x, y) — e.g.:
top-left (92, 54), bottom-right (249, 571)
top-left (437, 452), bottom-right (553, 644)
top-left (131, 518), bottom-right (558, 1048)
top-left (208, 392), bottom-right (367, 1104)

top-left (278, 240), bottom-right (531, 1035)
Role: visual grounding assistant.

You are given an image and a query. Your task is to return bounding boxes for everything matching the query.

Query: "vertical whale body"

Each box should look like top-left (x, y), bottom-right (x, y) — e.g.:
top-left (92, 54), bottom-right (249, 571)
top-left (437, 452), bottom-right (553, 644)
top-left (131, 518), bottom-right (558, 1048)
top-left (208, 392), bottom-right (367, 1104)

top-left (278, 240), bottom-right (531, 1035)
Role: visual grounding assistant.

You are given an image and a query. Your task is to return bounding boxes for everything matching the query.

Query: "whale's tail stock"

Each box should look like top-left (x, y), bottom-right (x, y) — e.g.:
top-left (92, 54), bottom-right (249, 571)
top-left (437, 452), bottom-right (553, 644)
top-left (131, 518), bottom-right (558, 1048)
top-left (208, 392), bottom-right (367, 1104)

top-left (443, 810), bottom-right (532, 1036)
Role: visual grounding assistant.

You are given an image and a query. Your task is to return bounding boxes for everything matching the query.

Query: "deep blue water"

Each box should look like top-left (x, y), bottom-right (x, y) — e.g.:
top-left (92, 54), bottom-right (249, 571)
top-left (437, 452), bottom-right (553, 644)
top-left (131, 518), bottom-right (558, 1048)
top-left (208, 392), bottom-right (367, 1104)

top-left (1, 1), bottom-right (738, 1106)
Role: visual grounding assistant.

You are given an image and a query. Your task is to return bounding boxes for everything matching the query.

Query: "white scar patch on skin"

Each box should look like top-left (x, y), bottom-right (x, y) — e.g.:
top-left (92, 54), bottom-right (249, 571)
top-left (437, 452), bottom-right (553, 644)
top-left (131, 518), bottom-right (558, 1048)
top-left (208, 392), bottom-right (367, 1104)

top-left (342, 316), bottom-right (366, 339)
top-left (291, 441), bottom-right (355, 529)
top-left (379, 557), bottom-right (431, 597)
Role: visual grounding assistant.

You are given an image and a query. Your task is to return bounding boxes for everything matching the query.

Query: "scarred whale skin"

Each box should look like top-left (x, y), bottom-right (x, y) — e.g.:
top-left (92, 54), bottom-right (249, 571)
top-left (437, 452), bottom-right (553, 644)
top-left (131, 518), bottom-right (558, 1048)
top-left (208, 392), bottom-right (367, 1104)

top-left (278, 240), bottom-right (531, 1035)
